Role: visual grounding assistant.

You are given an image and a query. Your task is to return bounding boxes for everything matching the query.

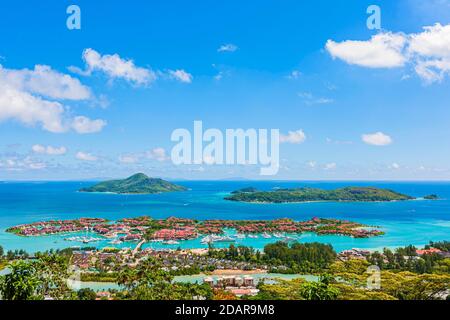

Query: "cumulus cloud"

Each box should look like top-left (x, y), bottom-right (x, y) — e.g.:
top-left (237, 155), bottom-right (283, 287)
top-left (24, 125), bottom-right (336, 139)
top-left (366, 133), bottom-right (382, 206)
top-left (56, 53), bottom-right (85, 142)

top-left (76, 151), bottom-right (98, 161)
top-left (218, 44), bottom-right (238, 52)
top-left (72, 48), bottom-right (156, 86)
top-left (326, 33), bottom-right (407, 68)
top-left (362, 132), bottom-right (393, 146)
top-left (325, 23), bottom-right (450, 83)
top-left (280, 130), bottom-right (307, 144)
top-left (71, 116), bottom-right (107, 134)
top-left (168, 69), bottom-right (193, 83)
top-left (0, 64), bottom-right (106, 133)
top-left (0, 64), bottom-right (91, 100)
top-left (32, 144), bottom-right (67, 155)
top-left (147, 147), bottom-right (169, 162)
top-left (0, 83), bottom-right (66, 133)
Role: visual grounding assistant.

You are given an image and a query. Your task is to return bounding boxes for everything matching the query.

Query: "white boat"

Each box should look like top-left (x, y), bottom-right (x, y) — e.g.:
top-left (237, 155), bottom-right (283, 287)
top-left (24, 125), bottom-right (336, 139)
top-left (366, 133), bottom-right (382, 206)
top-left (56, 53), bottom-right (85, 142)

top-left (235, 234), bottom-right (245, 239)
top-left (248, 234), bottom-right (258, 239)
top-left (110, 239), bottom-right (122, 245)
top-left (262, 232), bottom-right (272, 239)
top-left (163, 240), bottom-right (180, 245)
top-left (283, 236), bottom-right (297, 242)
top-left (201, 235), bottom-right (235, 243)
top-left (273, 232), bottom-right (284, 238)
top-left (201, 235), bottom-right (213, 244)
top-left (217, 235), bottom-right (236, 242)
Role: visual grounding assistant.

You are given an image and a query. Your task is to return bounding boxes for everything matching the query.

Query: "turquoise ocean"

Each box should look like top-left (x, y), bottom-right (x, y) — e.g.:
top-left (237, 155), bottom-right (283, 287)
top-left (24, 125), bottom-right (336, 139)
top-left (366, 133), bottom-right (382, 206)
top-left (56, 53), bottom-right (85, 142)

top-left (0, 180), bottom-right (449, 253)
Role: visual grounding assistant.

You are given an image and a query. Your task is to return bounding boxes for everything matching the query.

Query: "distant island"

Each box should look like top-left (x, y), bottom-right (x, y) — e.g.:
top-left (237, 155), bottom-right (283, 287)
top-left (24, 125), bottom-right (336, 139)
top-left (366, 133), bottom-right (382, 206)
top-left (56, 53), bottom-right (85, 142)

top-left (225, 186), bottom-right (416, 203)
top-left (79, 173), bottom-right (187, 194)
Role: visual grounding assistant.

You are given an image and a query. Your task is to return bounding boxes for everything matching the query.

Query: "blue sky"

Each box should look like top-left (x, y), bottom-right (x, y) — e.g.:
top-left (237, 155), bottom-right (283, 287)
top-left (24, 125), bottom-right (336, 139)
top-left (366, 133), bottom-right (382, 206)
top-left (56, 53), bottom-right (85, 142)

top-left (0, 0), bottom-right (450, 180)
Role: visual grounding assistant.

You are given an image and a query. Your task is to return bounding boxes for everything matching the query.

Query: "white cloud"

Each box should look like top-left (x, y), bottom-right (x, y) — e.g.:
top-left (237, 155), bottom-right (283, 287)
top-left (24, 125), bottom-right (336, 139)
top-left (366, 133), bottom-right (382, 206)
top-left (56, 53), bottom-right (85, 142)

top-left (0, 83), bottom-right (66, 133)
top-left (0, 64), bottom-right (91, 100)
top-left (32, 144), bottom-right (67, 155)
top-left (326, 33), bottom-right (407, 68)
top-left (168, 69), bottom-right (193, 83)
top-left (307, 161), bottom-right (317, 168)
top-left (326, 23), bottom-right (450, 83)
top-left (280, 130), bottom-right (306, 144)
top-left (0, 156), bottom-right (47, 171)
top-left (147, 147), bottom-right (169, 162)
top-left (0, 64), bottom-right (106, 134)
top-left (74, 48), bottom-right (156, 86)
top-left (390, 162), bottom-right (401, 170)
top-left (71, 116), bottom-right (107, 134)
top-left (409, 24), bottom-right (450, 83)
top-left (409, 23), bottom-right (450, 59)
top-left (362, 132), bottom-right (393, 146)
top-left (287, 70), bottom-right (302, 79)
top-left (298, 92), bottom-right (334, 105)
top-left (324, 162), bottom-right (337, 170)
top-left (76, 151), bottom-right (98, 161)
top-left (218, 44), bottom-right (238, 52)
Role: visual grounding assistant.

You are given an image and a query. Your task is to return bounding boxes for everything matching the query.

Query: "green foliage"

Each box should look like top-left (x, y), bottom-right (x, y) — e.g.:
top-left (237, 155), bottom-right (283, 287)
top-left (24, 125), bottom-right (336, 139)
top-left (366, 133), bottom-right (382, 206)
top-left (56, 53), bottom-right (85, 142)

top-left (208, 242), bottom-right (337, 274)
top-left (264, 242), bottom-right (337, 273)
top-left (6, 249), bottom-right (29, 260)
top-left (0, 245), bottom-right (4, 257)
top-left (79, 173), bottom-right (187, 194)
top-left (77, 288), bottom-right (97, 300)
top-left (425, 241), bottom-right (450, 251)
top-left (226, 186), bottom-right (413, 203)
top-left (366, 243), bottom-right (450, 274)
top-left (253, 275), bottom-right (339, 300)
top-left (330, 259), bottom-right (450, 300)
top-left (117, 258), bottom-right (212, 300)
top-left (0, 260), bottom-right (41, 300)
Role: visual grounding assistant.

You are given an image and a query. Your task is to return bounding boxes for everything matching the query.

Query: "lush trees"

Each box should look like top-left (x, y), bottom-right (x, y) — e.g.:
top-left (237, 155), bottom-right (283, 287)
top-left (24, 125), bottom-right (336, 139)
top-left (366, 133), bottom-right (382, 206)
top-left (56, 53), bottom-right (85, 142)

top-left (117, 258), bottom-right (212, 300)
top-left (366, 243), bottom-right (449, 274)
top-left (0, 245), bottom-right (4, 258)
top-left (5, 249), bottom-right (29, 261)
top-left (226, 187), bottom-right (413, 203)
top-left (34, 252), bottom-right (74, 300)
top-left (0, 260), bottom-right (41, 300)
top-left (253, 275), bottom-right (339, 300)
top-left (0, 252), bottom-right (75, 300)
top-left (208, 242), bottom-right (337, 274)
top-left (425, 241), bottom-right (450, 252)
top-left (298, 274), bottom-right (340, 300)
top-left (77, 288), bottom-right (97, 300)
top-left (264, 242), bottom-right (337, 273)
top-left (329, 259), bottom-right (450, 300)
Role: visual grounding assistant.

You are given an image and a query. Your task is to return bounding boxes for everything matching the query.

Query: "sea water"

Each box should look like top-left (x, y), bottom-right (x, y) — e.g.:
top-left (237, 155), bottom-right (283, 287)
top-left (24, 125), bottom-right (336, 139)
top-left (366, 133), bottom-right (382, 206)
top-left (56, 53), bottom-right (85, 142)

top-left (0, 180), bottom-right (449, 253)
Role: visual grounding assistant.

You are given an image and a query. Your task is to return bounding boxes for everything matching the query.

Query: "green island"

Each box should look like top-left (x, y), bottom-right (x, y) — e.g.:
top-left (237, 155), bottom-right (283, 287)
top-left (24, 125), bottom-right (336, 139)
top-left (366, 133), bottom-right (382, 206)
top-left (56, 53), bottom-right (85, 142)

top-left (225, 186), bottom-right (417, 203)
top-left (79, 173), bottom-right (187, 194)
top-left (6, 216), bottom-right (384, 239)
